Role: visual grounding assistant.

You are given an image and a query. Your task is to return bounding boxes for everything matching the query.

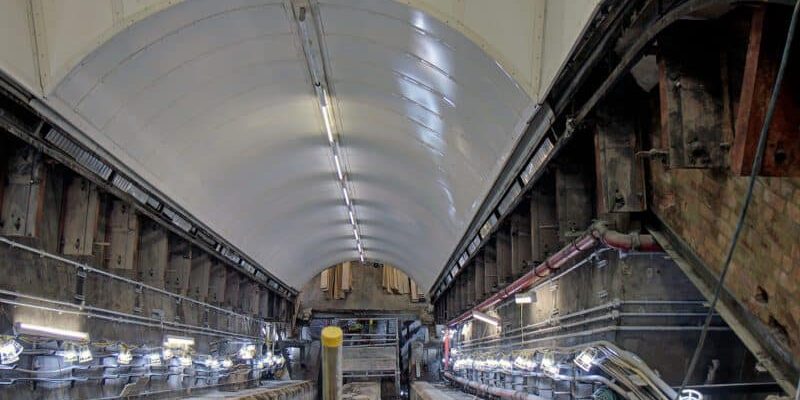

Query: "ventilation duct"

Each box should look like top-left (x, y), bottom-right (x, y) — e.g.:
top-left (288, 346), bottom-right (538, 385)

top-left (45, 129), bottom-right (112, 180)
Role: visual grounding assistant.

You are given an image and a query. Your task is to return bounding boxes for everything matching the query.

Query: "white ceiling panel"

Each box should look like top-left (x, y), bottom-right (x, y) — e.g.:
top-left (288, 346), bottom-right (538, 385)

top-left (50, 0), bottom-right (534, 288)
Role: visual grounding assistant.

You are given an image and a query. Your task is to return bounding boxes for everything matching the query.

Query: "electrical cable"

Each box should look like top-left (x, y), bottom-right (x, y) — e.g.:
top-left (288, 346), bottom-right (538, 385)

top-left (675, 1), bottom-right (800, 398)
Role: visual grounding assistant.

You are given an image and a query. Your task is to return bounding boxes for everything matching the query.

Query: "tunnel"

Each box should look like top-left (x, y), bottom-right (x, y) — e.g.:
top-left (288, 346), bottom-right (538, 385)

top-left (0, 0), bottom-right (798, 399)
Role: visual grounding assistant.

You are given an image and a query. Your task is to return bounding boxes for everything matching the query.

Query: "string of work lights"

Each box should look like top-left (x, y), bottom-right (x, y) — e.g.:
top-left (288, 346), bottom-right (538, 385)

top-left (295, 3), bottom-right (365, 263)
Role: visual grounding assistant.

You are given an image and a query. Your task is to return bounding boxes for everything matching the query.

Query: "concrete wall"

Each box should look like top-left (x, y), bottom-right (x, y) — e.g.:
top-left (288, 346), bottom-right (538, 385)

top-left (298, 262), bottom-right (428, 314)
top-left (452, 250), bottom-right (770, 393)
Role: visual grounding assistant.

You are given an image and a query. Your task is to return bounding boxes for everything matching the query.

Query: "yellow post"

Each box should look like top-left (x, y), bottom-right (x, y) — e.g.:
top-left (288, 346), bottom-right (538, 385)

top-left (321, 326), bottom-right (343, 400)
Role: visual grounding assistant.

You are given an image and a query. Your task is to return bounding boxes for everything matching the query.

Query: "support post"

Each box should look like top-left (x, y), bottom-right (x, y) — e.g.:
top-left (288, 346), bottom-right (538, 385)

top-left (321, 326), bottom-right (343, 400)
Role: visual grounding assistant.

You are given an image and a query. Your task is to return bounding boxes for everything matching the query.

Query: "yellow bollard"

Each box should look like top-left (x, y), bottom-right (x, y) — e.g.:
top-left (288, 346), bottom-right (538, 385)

top-left (321, 326), bottom-right (343, 400)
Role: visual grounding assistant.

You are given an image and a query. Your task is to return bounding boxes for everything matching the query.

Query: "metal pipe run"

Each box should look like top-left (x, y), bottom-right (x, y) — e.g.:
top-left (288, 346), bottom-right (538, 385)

top-left (448, 222), bottom-right (661, 326)
top-left (0, 236), bottom-right (260, 322)
top-left (444, 371), bottom-right (547, 400)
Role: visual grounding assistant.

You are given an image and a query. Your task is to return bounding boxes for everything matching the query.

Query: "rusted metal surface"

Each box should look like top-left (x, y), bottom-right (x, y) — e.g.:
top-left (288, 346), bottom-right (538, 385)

top-left (659, 22), bottom-right (727, 169)
top-left (731, 6), bottom-right (800, 176)
top-left (594, 102), bottom-right (646, 213)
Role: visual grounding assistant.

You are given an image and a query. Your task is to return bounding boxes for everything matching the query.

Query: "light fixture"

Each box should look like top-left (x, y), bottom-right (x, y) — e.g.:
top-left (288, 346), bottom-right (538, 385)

top-left (238, 344), bottom-right (256, 360)
top-left (178, 355), bottom-right (192, 367)
top-left (58, 345), bottom-right (78, 363)
top-left (334, 154), bottom-right (344, 180)
top-left (321, 105), bottom-right (335, 144)
top-left (498, 358), bottom-right (512, 372)
top-left (222, 358), bottom-right (233, 368)
top-left (296, 3), bottom-right (365, 263)
top-left (147, 353), bottom-right (162, 366)
top-left (78, 345), bottom-right (93, 363)
top-left (342, 186), bottom-right (350, 205)
top-left (14, 323), bottom-right (89, 341)
top-left (542, 351), bottom-right (559, 376)
top-left (117, 348), bottom-right (133, 365)
top-left (574, 347), bottom-right (598, 372)
top-left (515, 290), bottom-right (537, 304)
top-left (0, 338), bottom-right (23, 364)
top-left (514, 355), bottom-right (536, 371)
top-left (163, 335), bottom-right (194, 349)
top-left (471, 311), bottom-right (500, 327)
top-left (203, 356), bottom-right (220, 369)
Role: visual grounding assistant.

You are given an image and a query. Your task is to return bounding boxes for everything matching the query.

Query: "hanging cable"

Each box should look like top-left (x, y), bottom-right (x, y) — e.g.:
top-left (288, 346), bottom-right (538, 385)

top-left (675, 1), bottom-right (800, 398)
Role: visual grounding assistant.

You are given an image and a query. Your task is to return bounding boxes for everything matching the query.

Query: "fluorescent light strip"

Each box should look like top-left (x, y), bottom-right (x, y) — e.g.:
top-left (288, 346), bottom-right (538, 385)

top-left (321, 105), bottom-right (335, 144)
top-left (333, 153), bottom-right (344, 180)
top-left (471, 311), bottom-right (500, 326)
top-left (353, 228), bottom-right (360, 242)
top-left (15, 323), bottom-right (89, 341)
top-left (342, 186), bottom-right (350, 205)
top-left (348, 210), bottom-right (356, 225)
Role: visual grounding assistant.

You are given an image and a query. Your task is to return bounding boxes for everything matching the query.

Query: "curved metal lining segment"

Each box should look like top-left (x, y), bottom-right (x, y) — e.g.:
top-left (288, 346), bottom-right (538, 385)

top-left (48, 0), bottom-right (533, 288)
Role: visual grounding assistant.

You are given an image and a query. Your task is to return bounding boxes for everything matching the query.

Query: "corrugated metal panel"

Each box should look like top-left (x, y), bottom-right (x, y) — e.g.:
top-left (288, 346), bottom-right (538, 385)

top-left (45, 129), bottom-right (113, 180)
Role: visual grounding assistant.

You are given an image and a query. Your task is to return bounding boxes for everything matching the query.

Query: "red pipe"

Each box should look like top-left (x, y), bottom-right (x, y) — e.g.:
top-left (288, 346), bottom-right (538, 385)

top-left (447, 223), bottom-right (661, 326)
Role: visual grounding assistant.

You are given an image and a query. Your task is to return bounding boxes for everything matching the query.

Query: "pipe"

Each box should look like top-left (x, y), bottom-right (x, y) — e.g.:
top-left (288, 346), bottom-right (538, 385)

top-left (444, 371), bottom-right (546, 400)
top-left (448, 222), bottom-right (661, 326)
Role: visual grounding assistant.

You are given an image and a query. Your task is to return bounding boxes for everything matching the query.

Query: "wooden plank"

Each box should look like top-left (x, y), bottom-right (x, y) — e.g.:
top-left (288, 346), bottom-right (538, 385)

top-left (0, 146), bottom-right (45, 237)
top-left (138, 221), bottom-right (168, 287)
top-left (483, 244), bottom-right (498, 293)
top-left (320, 268), bottom-right (330, 291)
top-left (137, 221), bottom-right (170, 319)
top-left (530, 181), bottom-right (559, 263)
top-left (188, 252), bottom-right (211, 302)
top-left (556, 164), bottom-right (593, 241)
top-left (658, 22), bottom-right (726, 168)
top-left (61, 176), bottom-right (100, 256)
top-left (594, 102), bottom-right (647, 212)
top-left (495, 229), bottom-right (511, 286)
top-left (208, 262), bottom-right (227, 305)
top-left (106, 200), bottom-right (138, 270)
top-left (165, 235), bottom-right (192, 296)
top-left (259, 288), bottom-right (271, 318)
top-left (335, 264), bottom-right (344, 299)
top-left (731, 7), bottom-right (800, 176)
top-left (465, 266), bottom-right (475, 306)
top-left (474, 253), bottom-right (485, 300)
top-left (510, 213), bottom-right (532, 277)
top-left (224, 270), bottom-right (241, 310)
top-left (342, 261), bottom-right (352, 292)
top-left (39, 162), bottom-right (64, 253)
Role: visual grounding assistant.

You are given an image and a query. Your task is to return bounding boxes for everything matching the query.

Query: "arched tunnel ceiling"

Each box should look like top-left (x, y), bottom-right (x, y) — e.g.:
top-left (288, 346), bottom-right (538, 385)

top-left (40, 0), bottom-right (538, 289)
